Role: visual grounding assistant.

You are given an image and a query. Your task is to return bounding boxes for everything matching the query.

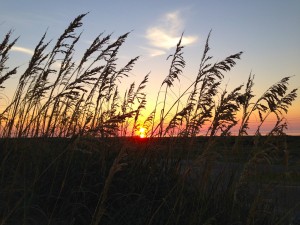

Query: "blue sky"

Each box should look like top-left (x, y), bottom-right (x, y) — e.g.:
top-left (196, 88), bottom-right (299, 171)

top-left (1, 0), bottom-right (300, 133)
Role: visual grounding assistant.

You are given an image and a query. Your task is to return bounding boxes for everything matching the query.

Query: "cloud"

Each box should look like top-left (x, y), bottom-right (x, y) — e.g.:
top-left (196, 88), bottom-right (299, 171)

top-left (145, 11), bottom-right (198, 51)
top-left (11, 46), bottom-right (34, 55)
top-left (140, 47), bottom-right (166, 57)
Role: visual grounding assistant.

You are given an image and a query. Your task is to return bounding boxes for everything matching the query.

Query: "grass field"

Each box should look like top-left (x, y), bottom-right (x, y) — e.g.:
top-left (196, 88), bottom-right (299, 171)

top-left (0, 136), bottom-right (299, 224)
top-left (1, 14), bottom-right (299, 224)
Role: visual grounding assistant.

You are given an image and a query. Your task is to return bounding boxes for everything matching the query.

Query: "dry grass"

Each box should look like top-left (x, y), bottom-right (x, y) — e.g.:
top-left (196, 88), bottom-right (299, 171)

top-left (0, 14), bottom-right (299, 225)
top-left (0, 14), bottom-right (297, 139)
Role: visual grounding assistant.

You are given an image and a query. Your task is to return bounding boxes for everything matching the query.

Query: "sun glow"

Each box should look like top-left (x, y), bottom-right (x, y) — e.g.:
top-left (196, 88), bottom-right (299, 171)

top-left (139, 127), bottom-right (146, 138)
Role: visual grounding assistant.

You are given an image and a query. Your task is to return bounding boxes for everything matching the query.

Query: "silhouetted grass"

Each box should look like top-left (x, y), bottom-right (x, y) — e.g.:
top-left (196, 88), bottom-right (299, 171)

top-left (0, 14), bottom-right (299, 225)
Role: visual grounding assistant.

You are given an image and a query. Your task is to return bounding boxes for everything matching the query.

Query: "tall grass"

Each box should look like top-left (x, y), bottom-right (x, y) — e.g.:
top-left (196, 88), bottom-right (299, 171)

top-left (0, 14), bottom-right (299, 225)
top-left (0, 14), bottom-right (297, 139)
top-left (0, 14), bottom-right (140, 138)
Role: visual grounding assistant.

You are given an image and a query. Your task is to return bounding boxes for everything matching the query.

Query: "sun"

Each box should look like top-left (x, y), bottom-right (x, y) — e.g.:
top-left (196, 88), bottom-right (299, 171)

top-left (139, 127), bottom-right (146, 138)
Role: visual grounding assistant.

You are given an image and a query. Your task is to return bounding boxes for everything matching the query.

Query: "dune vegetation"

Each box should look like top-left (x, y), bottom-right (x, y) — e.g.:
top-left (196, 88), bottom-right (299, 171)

top-left (0, 13), bottom-right (299, 225)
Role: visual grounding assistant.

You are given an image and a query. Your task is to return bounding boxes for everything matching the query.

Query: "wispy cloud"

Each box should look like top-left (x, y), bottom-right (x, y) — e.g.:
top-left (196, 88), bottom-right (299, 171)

top-left (11, 46), bottom-right (34, 55)
top-left (140, 47), bottom-right (166, 57)
top-left (145, 11), bottom-right (198, 54)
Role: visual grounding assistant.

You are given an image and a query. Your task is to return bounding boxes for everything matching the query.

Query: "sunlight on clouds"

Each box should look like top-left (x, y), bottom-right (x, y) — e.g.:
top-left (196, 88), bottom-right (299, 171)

top-left (11, 46), bottom-right (34, 55)
top-left (146, 27), bottom-right (181, 49)
top-left (140, 47), bottom-right (166, 57)
top-left (145, 11), bottom-right (198, 52)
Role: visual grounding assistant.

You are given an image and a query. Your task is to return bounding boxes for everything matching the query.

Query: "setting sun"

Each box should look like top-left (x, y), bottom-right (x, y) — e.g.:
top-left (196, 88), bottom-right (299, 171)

top-left (139, 127), bottom-right (146, 138)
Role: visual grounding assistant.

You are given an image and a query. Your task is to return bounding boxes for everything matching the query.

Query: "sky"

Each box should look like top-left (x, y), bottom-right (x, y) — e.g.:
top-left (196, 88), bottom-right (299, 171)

top-left (1, 0), bottom-right (300, 135)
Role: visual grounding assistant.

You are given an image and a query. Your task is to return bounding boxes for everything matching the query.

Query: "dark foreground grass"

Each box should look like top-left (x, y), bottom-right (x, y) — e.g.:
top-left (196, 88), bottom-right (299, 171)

top-left (1, 13), bottom-right (299, 225)
top-left (0, 136), bottom-right (299, 225)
